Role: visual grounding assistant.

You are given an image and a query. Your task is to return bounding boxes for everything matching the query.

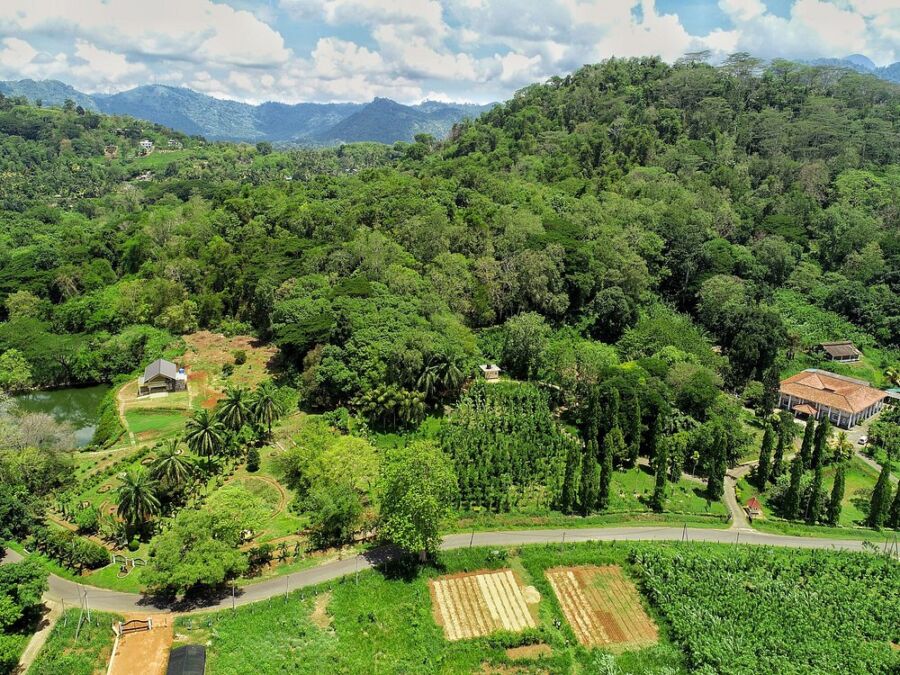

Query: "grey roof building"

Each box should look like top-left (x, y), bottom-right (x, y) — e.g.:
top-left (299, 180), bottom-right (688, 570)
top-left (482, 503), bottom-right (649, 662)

top-left (138, 358), bottom-right (186, 396)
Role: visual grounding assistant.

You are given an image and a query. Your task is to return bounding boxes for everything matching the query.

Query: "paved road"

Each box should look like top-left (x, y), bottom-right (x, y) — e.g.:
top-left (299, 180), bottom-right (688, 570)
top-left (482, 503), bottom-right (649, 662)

top-left (4, 524), bottom-right (894, 616)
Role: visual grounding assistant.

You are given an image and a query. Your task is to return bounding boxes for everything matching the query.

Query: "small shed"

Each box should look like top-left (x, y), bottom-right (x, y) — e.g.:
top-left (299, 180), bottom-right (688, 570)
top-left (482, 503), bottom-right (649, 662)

top-left (138, 358), bottom-right (187, 396)
top-left (479, 364), bottom-right (501, 381)
top-left (166, 645), bottom-right (206, 675)
top-left (818, 341), bottom-right (861, 362)
top-left (746, 496), bottom-right (762, 517)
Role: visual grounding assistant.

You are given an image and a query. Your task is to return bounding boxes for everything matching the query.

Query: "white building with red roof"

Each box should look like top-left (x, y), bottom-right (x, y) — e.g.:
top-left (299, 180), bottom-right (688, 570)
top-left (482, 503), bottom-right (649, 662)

top-left (778, 369), bottom-right (886, 428)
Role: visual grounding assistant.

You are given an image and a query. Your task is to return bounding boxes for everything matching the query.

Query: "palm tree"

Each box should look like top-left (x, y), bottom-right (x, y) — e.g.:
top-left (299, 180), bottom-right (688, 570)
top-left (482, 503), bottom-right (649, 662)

top-left (886, 367), bottom-right (900, 388)
top-left (834, 431), bottom-right (854, 463)
top-left (184, 408), bottom-right (225, 458)
top-left (117, 467), bottom-right (161, 531)
top-left (251, 381), bottom-right (283, 437)
top-left (218, 386), bottom-right (252, 431)
top-left (150, 439), bottom-right (194, 492)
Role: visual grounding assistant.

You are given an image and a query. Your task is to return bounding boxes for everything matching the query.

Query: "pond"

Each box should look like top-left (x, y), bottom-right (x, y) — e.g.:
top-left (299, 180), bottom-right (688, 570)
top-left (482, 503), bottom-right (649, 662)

top-left (12, 384), bottom-right (110, 448)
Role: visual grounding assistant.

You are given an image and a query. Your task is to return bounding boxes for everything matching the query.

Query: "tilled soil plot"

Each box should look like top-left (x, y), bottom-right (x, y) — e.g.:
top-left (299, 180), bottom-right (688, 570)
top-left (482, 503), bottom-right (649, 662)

top-left (546, 565), bottom-right (657, 652)
top-left (430, 569), bottom-right (537, 640)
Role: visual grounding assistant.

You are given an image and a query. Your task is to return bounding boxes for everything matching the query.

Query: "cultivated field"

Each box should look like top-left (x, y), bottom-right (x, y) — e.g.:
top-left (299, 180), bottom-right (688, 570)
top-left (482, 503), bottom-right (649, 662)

top-left (430, 569), bottom-right (537, 640)
top-left (546, 565), bottom-right (657, 652)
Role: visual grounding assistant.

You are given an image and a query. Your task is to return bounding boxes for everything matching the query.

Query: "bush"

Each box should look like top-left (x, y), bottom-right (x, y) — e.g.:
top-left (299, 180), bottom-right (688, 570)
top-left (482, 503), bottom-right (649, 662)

top-left (246, 446), bottom-right (260, 472)
top-left (232, 350), bottom-right (247, 365)
top-left (26, 527), bottom-right (109, 571)
top-left (221, 362), bottom-right (234, 377)
top-left (74, 506), bottom-right (100, 534)
top-left (127, 537), bottom-right (139, 552)
top-left (323, 406), bottom-right (350, 432)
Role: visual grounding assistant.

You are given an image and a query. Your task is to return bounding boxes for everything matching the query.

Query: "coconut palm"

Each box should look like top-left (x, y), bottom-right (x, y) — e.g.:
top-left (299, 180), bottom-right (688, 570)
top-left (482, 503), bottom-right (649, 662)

top-left (150, 439), bottom-right (194, 491)
top-left (886, 367), bottom-right (900, 388)
top-left (251, 381), bottom-right (283, 436)
top-left (184, 408), bottom-right (226, 458)
top-left (218, 385), bottom-right (252, 431)
top-left (116, 467), bottom-right (161, 530)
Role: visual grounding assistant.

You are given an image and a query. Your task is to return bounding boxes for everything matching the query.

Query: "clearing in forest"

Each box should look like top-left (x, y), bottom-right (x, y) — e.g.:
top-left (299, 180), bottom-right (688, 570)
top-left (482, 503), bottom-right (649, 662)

top-left (430, 569), bottom-right (537, 641)
top-left (546, 565), bottom-right (657, 652)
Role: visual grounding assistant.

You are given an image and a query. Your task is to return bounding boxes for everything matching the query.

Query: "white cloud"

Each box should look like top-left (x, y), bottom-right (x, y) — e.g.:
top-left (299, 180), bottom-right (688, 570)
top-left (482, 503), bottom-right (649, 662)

top-left (0, 0), bottom-right (898, 105)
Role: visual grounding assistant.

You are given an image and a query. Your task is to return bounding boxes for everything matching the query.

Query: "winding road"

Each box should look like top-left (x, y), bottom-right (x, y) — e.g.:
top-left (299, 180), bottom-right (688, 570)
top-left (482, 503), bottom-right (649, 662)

top-left (3, 521), bottom-right (895, 615)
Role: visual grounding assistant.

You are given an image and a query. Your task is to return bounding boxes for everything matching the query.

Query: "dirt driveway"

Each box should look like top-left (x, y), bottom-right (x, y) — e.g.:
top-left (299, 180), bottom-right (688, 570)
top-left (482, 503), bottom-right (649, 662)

top-left (108, 614), bottom-right (174, 675)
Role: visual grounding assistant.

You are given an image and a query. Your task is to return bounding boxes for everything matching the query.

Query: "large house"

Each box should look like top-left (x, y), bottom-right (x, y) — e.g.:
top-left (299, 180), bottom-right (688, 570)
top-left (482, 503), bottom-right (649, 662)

top-left (778, 369), bottom-right (886, 428)
top-left (138, 358), bottom-right (187, 396)
top-left (817, 341), bottom-right (862, 363)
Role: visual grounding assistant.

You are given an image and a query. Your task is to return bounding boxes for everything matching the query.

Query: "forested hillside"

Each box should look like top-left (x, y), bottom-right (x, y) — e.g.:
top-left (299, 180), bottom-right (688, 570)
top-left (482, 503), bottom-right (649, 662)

top-left (1, 55), bottom-right (898, 426)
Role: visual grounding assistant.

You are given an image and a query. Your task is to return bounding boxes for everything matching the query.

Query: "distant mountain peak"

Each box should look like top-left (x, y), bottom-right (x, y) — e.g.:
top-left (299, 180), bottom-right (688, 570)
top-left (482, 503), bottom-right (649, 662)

top-left (844, 54), bottom-right (876, 71)
top-left (0, 78), bottom-right (495, 145)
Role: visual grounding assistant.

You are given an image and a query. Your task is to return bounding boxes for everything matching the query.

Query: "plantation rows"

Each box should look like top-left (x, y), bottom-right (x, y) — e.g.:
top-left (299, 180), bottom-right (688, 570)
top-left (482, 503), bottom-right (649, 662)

top-left (440, 381), bottom-right (576, 511)
top-left (632, 545), bottom-right (900, 674)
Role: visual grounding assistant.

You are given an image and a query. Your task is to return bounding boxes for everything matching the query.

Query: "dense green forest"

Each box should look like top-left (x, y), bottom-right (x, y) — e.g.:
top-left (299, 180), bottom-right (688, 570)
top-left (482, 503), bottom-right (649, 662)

top-left (1, 56), bottom-right (899, 536)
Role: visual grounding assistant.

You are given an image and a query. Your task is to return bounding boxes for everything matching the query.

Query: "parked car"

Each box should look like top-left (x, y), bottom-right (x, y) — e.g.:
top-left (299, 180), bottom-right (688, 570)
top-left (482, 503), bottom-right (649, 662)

top-left (857, 436), bottom-right (867, 446)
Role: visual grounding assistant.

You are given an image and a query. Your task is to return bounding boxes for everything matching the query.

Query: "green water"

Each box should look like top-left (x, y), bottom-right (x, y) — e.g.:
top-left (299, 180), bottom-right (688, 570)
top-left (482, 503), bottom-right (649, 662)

top-left (12, 384), bottom-right (110, 447)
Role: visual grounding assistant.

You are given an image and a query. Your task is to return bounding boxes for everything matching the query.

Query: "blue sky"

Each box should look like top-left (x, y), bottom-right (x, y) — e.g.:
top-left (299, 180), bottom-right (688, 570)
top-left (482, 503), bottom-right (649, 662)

top-left (0, 1), bottom-right (897, 104)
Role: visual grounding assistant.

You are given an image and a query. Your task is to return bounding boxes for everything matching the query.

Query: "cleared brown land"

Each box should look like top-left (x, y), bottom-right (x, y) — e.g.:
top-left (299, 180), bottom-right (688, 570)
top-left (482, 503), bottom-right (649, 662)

top-left (546, 565), bottom-right (657, 652)
top-left (430, 569), bottom-right (536, 641)
top-left (109, 614), bottom-right (174, 675)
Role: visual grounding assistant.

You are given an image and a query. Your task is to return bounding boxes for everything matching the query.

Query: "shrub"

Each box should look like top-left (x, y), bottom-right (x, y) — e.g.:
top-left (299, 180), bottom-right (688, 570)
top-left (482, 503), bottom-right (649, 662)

top-left (127, 537), bottom-right (139, 552)
top-left (74, 506), bottom-right (100, 534)
top-left (246, 446), bottom-right (260, 472)
top-left (221, 363), bottom-right (234, 377)
top-left (232, 350), bottom-right (247, 365)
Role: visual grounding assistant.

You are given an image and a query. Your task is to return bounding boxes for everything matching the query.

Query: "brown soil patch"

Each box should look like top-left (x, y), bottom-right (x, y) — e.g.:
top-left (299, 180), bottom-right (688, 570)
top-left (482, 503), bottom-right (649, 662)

top-left (546, 565), bottom-right (657, 653)
top-left (310, 591), bottom-right (333, 629)
top-left (430, 569), bottom-right (537, 641)
top-left (505, 643), bottom-right (552, 660)
top-left (109, 613), bottom-right (174, 675)
top-left (480, 664), bottom-right (549, 675)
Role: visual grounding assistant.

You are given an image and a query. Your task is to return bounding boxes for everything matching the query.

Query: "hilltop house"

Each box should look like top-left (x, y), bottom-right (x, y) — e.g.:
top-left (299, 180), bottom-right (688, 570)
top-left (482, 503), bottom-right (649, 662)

top-left (479, 364), bottom-right (501, 381)
top-left (139, 139), bottom-right (154, 153)
top-left (817, 341), bottom-right (862, 363)
top-left (778, 369), bottom-right (886, 428)
top-left (138, 358), bottom-right (187, 396)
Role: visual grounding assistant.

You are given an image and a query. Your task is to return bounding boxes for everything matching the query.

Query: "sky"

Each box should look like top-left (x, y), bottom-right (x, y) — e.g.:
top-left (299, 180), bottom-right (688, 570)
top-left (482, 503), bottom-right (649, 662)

top-left (0, 0), bottom-right (897, 105)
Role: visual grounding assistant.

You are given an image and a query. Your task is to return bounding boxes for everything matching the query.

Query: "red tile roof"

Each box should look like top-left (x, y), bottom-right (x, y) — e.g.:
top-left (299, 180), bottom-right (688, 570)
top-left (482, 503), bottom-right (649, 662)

top-left (780, 370), bottom-right (885, 414)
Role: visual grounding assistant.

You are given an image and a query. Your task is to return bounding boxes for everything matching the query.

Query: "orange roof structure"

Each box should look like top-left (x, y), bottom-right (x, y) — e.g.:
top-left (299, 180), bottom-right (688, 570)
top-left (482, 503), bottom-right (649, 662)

top-left (780, 370), bottom-right (885, 414)
top-left (792, 403), bottom-right (818, 416)
top-left (746, 497), bottom-right (762, 512)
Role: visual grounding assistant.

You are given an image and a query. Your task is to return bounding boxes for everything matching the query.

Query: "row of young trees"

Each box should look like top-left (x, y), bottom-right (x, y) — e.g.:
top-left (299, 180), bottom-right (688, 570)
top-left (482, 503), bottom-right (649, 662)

top-left (441, 381), bottom-right (575, 512)
top-left (758, 415), bottom-right (900, 530)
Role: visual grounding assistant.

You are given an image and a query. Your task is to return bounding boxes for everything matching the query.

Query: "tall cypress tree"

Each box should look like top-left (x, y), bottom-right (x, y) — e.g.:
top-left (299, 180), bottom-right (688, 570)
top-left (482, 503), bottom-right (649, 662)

top-left (757, 424), bottom-right (774, 489)
top-left (799, 419), bottom-right (815, 470)
top-left (626, 397), bottom-right (641, 468)
top-left (705, 428), bottom-right (726, 502)
top-left (579, 439), bottom-right (599, 516)
top-left (599, 429), bottom-right (618, 511)
top-left (560, 443), bottom-right (581, 514)
top-left (888, 481), bottom-right (900, 531)
top-left (806, 465), bottom-right (823, 524)
top-left (785, 456), bottom-right (803, 520)
top-left (827, 463), bottom-right (845, 526)
top-left (650, 438), bottom-right (668, 512)
top-left (772, 411), bottom-right (794, 480)
top-left (811, 417), bottom-right (830, 470)
top-left (867, 463), bottom-right (891, 529)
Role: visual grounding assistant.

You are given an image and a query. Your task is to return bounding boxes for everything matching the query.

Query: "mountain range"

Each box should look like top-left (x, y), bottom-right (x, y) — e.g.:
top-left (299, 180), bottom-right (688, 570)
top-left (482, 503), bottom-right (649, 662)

top-left (808, 54), bottom-right (900, 83)
top-left (0, 79), bottom-right (495, 145)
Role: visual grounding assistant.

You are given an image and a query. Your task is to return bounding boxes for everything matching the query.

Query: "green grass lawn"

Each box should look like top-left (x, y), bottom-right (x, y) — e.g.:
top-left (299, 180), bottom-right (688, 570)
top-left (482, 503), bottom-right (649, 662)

top-left (124, 408), bottom-right (190, 439)
top-left (175, 543), bottom-right (687, 674)
top-left (29, 610), bottom-right (123, 675)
